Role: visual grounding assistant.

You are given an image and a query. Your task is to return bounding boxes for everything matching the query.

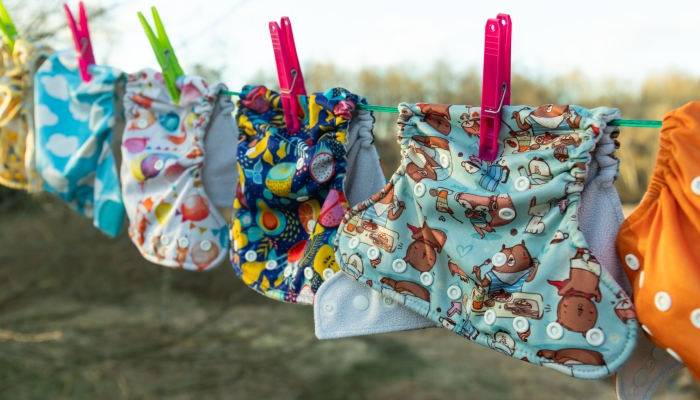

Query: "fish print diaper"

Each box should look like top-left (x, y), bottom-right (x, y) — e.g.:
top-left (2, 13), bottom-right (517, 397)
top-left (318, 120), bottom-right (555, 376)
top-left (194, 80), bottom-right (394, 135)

top-left (335, 103), bottom-right (637, 378)
top-left (232, 85), bottom-right (384, 304)
top-left (616, 101), bottom-right (700, 392)
top-left (34, 51), bottom-right (125, 237)
top-left (0, 39), bottom-right (52, 191)
top-left (121, 69), bottom-right (231, 271)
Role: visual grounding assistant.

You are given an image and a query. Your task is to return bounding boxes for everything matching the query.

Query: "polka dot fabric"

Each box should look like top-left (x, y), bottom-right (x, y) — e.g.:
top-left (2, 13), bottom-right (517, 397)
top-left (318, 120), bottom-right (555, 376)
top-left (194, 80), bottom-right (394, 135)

top-left (617, 101), bottom-right (700, 384)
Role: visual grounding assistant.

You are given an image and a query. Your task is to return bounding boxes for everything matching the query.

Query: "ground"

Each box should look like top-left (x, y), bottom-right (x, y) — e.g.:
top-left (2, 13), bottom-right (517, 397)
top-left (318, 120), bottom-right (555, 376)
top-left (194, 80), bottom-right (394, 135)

top-left (0, 197), bottom-right (696, 399)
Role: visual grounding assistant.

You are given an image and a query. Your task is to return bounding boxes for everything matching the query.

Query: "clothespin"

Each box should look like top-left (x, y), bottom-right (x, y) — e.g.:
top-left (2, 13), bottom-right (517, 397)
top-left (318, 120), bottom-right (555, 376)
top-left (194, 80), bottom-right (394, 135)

top-left (64, 2), bottom-right (95, 82)
top-left (479, 14), bottom-right (512, 162)
top-left (269, 17), bottom-right (307, 133)
top-left (138, 7), bottom-right (184, 103)
top-left (0, 1), bottom-right (18, 53)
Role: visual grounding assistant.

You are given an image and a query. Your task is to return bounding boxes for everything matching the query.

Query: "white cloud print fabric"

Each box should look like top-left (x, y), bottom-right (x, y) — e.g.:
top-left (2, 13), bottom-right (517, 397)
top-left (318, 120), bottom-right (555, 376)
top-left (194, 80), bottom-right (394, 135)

top-left (34, 51), bottom-right (125, 237)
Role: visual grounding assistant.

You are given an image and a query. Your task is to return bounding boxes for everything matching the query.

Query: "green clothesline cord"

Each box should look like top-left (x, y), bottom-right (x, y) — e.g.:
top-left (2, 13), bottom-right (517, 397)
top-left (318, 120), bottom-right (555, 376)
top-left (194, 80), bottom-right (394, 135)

top-left (218, 90), bottom-right (663, 128)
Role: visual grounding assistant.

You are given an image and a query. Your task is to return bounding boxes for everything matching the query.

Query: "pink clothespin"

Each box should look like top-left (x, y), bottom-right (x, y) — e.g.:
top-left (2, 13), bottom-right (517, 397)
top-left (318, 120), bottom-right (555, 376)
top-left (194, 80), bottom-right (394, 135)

top-left (64, 1), bottom-right (95, 82)
top-left (479, 14), bottom-right (512, 162)
top-left (269, 17), bottom-right (307, 133)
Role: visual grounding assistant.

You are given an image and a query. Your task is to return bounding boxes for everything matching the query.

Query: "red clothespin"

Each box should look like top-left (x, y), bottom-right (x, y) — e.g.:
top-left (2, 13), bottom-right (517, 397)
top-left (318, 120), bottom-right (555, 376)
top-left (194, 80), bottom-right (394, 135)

top-left (64, 1), bottom-right (95, 82)
top-left (479, 14), bottom-right (512, 162)
top-left (269, 17), bottom-right (307, 133)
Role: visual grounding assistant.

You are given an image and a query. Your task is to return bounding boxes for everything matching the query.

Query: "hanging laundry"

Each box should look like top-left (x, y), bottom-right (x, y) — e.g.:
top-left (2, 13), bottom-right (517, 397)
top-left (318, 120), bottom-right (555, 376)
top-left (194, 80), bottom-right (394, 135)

top-left (0, 39), bottom-right (52, 191)
top-left (232, 85), bottom-right (385, 304)
top-left (34, 51), bottom-right (125, 237)
top-left (334, 102), bottom-right (637, 379)
top-left (121, 69), bottom-right (234, 271)
top-left (615, 101), bottom-right (700, 394)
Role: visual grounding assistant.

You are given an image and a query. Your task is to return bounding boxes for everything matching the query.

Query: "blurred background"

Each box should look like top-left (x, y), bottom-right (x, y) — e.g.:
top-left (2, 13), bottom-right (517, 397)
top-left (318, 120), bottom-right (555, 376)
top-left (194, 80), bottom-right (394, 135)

top-left (1, 0), bottom-right (699, 398)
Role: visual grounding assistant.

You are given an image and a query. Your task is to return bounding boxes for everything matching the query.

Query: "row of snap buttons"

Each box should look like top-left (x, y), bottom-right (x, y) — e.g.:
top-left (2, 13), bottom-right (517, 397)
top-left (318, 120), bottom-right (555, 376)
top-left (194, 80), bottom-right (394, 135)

top-left (147, 234), bottom-right (211, 251)
top-left (322, 295), bottom-right (395, 314)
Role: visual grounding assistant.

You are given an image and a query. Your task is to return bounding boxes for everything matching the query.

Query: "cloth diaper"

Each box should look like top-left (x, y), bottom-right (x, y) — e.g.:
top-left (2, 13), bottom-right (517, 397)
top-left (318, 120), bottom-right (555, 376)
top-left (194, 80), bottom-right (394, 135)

top-left (616, 101), bottom-right (700, 390)
top-left (34, 51), bottom-right (125, 237)
top-left (231, 85), bottom-right (386, 304)
top-left (0, 39), bottom-right (52, 191)
top-left (315, 115), bottom-right (631, 339)
top-left (121, 69), bottom-right (235, 271)
top-left (335, 102), bottom-right (637, 379)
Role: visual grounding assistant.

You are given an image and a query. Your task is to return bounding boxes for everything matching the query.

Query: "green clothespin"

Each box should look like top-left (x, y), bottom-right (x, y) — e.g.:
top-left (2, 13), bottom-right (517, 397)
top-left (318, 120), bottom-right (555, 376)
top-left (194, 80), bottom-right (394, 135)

top-left (0, 0), bottom-right (18, 53)
top-left (138, 7), bottom-right (184, 104)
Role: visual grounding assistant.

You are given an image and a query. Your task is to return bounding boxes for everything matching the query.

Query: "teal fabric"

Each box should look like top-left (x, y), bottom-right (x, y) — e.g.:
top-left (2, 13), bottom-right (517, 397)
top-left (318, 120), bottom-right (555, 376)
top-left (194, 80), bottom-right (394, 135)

top-left (34, 51), bottom-right (125, 237)
top-left (335, 103), bottom-right (637, 379)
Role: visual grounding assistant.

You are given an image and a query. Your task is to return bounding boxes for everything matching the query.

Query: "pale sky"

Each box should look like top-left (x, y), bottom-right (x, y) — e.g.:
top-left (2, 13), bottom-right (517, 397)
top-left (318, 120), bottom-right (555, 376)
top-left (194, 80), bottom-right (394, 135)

top-left (53, 0), bottom-right (700, 92)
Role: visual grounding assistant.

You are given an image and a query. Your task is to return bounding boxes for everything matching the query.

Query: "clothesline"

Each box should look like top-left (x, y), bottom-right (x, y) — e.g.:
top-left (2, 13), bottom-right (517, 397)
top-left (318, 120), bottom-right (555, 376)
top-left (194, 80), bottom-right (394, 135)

top-left (218, 90), bottom-right (663, 128)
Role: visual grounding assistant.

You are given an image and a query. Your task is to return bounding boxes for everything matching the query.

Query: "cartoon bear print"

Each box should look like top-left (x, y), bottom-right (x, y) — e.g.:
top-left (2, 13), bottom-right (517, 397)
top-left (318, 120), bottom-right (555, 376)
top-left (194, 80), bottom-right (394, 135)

top-left (513, 104), bottom-right (581, 131)
top-left (357, 180), bottom-right (405, 227)
top-left (380, 277), bottom-right (430, 302)
top-left (525, 196), bottom-right (553, 235)
top-left (404, 135), bottom-right (452, 182)
top-left (473, 241), bottom-right (540, 294)
top-left (454, 193), bottom-right (517, 238)
top-left (548, 249), bottom-right (602, 335)
top-left (404, 222), bottom-right (446, 273)
top-left (537, 348), bottom-right (605, 366)
top-left (417, 103), bottom-right (452, 135)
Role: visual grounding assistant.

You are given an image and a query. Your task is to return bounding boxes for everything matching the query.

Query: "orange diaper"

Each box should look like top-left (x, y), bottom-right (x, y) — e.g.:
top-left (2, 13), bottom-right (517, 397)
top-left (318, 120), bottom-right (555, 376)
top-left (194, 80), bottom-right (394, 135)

top-left (617, 101), bottom-right (700, 382)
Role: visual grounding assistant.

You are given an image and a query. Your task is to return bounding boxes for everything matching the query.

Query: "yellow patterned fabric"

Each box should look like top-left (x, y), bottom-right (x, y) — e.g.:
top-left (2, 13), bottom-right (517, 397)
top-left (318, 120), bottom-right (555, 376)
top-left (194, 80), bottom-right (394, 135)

top-left (0, 39), bottom-right (52, 191)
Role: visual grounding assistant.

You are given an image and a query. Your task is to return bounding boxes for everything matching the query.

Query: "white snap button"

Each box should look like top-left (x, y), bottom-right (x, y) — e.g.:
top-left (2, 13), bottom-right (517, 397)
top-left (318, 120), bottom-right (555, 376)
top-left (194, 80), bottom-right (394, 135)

top-left (629, 387), bottom-right (638, 396)
top-left (199, 240), bottom-right (211, 251)
top-left (625, 254), bottom-right (640, 271)
top-left (265, 260), bottom-right (278, 270)
top-left (177, 237), bottom-right (189, 247)
top-left (154, 159), bottom-right (164, 171)
top-left (586, 328), bottom-right (605, 347)
top-left (348, 237), bottom-right (360, 249)
top-left (367, 246), bottom-right (380, 261)
top-left (420, 272), bottom-right (433, 286)
top-left (160, 236), bottom-right (170, 245)
top-left (244, 250), bottom-right (257, 262)
top-left (546, 322), bottom-right (564, 340)
top-left (639, 271), bottom-right (645, 288)
top-left (392, 259), bottom-right (407, 273)
top-left (634, 369), bottom-right (650, 387)
top-left (484, 309), bottom-right (497, 325)
top-left (514, 176), bottom-right (530, 191)
top-left (512, 317), bottom-right (530, 333)
top-left (304, 267), bottom-right (314, 280)
top-left (654, 291), bottom-right (672, 312)
top-left (492, 252), bottom-right (507, 267)
top-left (146, 233), bottom-right (154, 242)
top-left (353, 295), bottom-right (370, 311)
top-left (323, 303), bottom-right (333, 313)
top-left (136, 118), bottom-right (148, 129)
top-left (447, 285), bottom-right (462, 300)
top-left (691, 309), bottom-right (700, 329)
top-left (296, 158), bottom-right (304, 170)
top-left (322, 268), bottom-right (334, 280)
top-left (297, 196), bottom-right (309, 202)
top-left (306, 220), bottom-right (315, 232)
top-left (498, 208), bottom-right (516, 220)
top-left (413, 182), bottom-right (426, 197)
top-left (666, 348), bottom-right (683, 364)
top-left (439, 153), bottom-right (450, 168)
top-left (691, 177), bottom-right (700, 195)
top-left (641, 324), bottom-right (653, 337)
top-left (283, 266), bottom-right (293, 277)
top-left (382, 296), bottom-right (394, 306)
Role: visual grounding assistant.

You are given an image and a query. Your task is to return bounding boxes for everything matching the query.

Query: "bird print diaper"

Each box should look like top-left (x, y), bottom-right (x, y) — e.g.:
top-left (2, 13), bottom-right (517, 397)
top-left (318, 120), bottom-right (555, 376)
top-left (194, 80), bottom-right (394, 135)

top-left (121, 69), bottom-right (230, 271)
top-left (0, 39), bottom-right (52, 191)
top-left (232, 85), bottom-right (376, 304)
top-left (617, 101), bottom-right (700, 385)
top-left (336, 102), bottom-right (637, 379)
top-left (34, 51), bottom-right (125, 237)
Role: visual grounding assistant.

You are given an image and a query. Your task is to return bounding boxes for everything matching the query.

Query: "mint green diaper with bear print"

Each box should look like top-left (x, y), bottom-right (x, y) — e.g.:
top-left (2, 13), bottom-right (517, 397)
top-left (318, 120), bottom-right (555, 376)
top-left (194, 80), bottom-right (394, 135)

top-left (334, 102), bottom-right (637, 379)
